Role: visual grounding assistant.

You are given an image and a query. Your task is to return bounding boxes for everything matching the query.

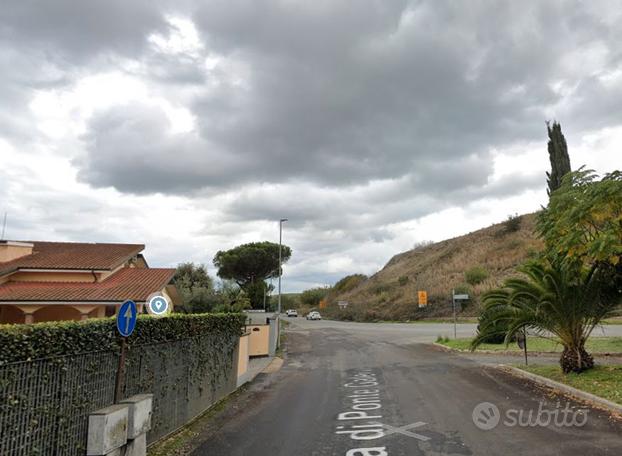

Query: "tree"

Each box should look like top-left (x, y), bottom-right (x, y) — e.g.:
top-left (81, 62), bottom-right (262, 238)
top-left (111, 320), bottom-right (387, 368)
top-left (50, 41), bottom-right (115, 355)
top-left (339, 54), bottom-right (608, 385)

top-left (545, 121), bottom-right (572, 196)
top-left (212, 280), bottom-right (252, 313)
top-left (538, 168), bottom-right (622, 273)
top-left (213, 242), bottom-right (292, 309)
top-left (173, 263), bottom-right (215, 313)
top-left (474, 169), bottom-right (622, 373)
top-left (473, 259), bottom-right (618, 373)
top-left (300, 287), bottom-right (330, 307)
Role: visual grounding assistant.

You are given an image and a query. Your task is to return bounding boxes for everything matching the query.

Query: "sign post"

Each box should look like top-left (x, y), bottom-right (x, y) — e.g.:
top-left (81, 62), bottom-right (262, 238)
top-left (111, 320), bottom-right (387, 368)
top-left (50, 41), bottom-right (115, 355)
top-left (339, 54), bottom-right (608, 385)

top-left (517, 328), bottom-right (528, 365)
top-left (115, 300), bottom-right (137, 403)
top-left (452, 289), bottom-right (456, 339)
top-left (451, 291), bottom-right (469, 339)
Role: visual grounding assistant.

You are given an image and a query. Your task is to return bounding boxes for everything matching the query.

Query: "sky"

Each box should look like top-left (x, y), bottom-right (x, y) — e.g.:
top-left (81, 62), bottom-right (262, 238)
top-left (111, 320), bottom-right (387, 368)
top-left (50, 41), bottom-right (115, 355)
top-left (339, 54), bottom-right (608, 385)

top-left (1, 1), bottom-right (622, 292)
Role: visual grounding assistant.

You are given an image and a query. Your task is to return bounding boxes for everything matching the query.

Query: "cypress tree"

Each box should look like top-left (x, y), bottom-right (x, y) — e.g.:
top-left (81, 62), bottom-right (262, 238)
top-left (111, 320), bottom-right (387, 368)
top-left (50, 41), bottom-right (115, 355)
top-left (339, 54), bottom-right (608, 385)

top-left (546, 121), bottom-right (572, 196)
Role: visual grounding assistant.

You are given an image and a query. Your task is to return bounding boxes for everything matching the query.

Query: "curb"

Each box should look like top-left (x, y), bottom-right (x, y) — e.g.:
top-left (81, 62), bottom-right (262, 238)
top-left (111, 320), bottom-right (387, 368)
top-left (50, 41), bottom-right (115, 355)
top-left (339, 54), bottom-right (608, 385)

top-left (262, 356), bottom-right (284, 374)
top-left (431, 342), bottom-right (622, 358)
top-left (431, 342), bottom-right (547, 356)
top-left (432, 342), bottom-right (455, 352)
top-left (498, 364), bottom-right (622, 415)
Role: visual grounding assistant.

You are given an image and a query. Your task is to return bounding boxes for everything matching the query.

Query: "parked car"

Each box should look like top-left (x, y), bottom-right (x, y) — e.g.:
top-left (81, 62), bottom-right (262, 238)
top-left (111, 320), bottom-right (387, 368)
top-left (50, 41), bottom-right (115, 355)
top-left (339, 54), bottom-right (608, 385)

top-left (286, 309), bottom-right (298, 317)
top-left (306, 311), bottom-right (321, 320)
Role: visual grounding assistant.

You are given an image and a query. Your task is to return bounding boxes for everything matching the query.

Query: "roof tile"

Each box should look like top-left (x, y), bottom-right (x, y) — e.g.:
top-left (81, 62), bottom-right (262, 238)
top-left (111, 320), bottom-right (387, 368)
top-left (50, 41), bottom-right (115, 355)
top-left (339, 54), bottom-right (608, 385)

top-left (0, 268), bottom-right (175, 303)
top-left (0, 241), bottom-right (144, 276)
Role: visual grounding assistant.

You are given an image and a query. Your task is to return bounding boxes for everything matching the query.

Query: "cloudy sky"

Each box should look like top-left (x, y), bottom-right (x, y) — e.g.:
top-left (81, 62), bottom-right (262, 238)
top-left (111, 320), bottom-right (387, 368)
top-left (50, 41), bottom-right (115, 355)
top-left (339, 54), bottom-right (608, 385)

top-left (1, 1), bottom-right (621, 291)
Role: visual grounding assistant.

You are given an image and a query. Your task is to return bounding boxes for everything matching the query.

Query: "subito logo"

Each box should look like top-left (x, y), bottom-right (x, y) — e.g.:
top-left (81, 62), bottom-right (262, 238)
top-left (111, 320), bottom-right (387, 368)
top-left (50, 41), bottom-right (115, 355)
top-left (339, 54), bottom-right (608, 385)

top-left (472, 402), bottom-right (500, 430)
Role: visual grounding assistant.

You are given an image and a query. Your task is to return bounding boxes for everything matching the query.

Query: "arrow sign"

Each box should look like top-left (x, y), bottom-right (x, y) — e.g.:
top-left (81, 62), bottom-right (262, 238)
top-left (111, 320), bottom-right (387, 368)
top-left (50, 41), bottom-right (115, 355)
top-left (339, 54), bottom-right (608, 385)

top-left (117, 300), bottom-right (137, 337)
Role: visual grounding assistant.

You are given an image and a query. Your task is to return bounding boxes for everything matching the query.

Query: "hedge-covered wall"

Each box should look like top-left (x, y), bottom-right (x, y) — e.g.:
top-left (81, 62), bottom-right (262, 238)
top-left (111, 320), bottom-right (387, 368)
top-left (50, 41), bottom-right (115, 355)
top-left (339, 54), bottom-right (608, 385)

top-left (0, 313), bottom-right (246, 364)
top-left (0, 313), bottom-right (247, 454)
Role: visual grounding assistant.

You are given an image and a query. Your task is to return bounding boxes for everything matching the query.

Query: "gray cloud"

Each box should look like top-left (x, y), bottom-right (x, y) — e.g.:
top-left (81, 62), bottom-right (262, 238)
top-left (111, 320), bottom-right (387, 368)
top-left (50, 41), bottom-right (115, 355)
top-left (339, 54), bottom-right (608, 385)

top-left (2, 0), bottom-right (622, 291)
top-left (72, 0), bottom-right (622, 199)
top-left (0, 0), bottom-right (170, 62)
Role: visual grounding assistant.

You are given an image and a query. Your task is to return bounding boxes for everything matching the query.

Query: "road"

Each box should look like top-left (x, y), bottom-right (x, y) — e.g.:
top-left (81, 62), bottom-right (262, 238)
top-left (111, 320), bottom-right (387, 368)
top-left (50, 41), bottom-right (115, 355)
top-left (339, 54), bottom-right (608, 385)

top-left (191, 319), bottom-right (622, 456)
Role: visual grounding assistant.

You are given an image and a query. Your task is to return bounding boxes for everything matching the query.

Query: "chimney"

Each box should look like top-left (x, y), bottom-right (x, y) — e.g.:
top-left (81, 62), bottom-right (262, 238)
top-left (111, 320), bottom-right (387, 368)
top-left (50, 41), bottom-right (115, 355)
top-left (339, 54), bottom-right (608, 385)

top-left (0, 241), bottom-right (34, 262)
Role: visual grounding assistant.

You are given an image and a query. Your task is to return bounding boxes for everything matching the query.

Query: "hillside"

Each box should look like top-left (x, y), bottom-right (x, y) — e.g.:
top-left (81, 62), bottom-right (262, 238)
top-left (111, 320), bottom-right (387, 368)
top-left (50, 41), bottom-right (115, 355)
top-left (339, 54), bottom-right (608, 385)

top-left (326, 213), bottom-right (543, 321)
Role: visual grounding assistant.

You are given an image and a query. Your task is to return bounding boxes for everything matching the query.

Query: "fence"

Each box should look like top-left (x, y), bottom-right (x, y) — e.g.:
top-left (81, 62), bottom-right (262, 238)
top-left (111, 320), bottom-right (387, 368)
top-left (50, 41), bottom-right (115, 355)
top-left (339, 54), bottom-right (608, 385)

top-left (0, 334), bottom-right (240, 455)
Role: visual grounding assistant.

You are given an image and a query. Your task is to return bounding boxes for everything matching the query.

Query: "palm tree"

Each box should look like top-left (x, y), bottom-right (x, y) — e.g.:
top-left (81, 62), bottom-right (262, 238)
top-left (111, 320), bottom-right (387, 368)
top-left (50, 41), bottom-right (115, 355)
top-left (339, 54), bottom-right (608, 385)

top-left (472, 259), bottom-right (619, 373)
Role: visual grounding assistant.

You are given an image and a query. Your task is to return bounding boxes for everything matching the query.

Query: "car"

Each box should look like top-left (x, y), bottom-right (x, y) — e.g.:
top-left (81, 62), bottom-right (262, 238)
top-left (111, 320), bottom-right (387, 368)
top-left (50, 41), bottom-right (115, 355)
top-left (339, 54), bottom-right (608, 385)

top-left (306, 311), bottom-right (321, 320)
top-left (286, 309), bottom-right (298, 317)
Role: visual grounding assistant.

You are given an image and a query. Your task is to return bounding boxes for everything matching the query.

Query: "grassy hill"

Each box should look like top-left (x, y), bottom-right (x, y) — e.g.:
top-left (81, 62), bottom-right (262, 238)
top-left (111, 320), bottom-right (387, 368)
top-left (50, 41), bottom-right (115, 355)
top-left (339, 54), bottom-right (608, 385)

top-left (326, 213), bottom-right (543, 321)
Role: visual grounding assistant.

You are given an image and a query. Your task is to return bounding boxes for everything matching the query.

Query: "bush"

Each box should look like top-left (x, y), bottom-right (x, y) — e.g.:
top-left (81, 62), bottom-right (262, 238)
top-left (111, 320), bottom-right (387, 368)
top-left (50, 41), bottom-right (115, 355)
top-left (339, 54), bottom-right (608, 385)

top-left (300, 287), bottom-right (330, 306)
top-left (413, 240), bottom-right (434, 251)
top-left (454, 283), bottom-right (472, 296)
top-left (503, 213), bottom-right (522, 233)
top-left (505, 239), bottom-right (523, 250)
top-left (464, 266), bottom-right (489, 285)
top-left (333, 274), bottom-right (367, 293)
top-left (372, 284), bottom-right (390, 295)
top-left (398, 276), bottom-right (409, 286)
top-left (0, 313), bottom-right (246, 364)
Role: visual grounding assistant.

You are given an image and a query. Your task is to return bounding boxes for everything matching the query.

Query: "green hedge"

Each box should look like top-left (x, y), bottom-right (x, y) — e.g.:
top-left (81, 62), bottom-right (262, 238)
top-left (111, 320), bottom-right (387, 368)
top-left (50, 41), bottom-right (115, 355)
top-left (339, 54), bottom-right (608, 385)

top-left (0, 313), bottom-right (246, 365)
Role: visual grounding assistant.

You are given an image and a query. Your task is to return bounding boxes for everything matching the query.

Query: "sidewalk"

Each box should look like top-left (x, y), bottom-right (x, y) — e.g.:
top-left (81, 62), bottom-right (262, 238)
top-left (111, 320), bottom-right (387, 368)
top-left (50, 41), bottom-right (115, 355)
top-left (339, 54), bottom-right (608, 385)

top-left (236, 356), bottom-right (275, 387)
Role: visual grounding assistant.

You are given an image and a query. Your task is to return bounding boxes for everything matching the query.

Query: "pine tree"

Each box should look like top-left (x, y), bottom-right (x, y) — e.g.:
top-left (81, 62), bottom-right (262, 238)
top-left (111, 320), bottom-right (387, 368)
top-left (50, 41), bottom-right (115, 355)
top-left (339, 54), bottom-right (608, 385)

top-left (546, 121), bottom-right (572, 196)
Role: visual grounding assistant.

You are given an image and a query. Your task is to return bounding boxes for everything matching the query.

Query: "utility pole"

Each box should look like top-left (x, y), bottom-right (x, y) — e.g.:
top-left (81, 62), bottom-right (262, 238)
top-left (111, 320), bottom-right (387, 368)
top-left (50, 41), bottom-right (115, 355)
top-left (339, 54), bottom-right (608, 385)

top-left (452, 289), bottom-right (457, 339)
top-left (1, 212), bottom-right (7, 240)
top-left (523, 328), bottom-right (528, 366)
top-left (278, 218), bottom-right (288, 314)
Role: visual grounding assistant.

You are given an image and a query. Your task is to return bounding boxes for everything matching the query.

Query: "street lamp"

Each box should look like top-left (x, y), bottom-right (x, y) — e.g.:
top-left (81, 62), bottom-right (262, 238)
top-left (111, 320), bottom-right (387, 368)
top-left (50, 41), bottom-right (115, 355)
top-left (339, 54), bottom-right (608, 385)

top-left (278, 218), bottom-right (288, 314)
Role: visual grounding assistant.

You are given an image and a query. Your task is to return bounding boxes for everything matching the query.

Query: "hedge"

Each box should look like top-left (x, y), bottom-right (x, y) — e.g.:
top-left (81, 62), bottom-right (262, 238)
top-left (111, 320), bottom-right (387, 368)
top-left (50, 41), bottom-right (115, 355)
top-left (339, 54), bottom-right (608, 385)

top-left (0, 313), bottom-right (246, 365)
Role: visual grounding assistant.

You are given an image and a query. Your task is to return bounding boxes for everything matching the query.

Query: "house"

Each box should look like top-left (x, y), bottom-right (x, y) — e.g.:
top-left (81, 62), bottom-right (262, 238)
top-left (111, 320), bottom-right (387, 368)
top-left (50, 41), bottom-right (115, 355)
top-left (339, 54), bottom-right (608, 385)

top-left (0, 240), bottom-right (180, 324)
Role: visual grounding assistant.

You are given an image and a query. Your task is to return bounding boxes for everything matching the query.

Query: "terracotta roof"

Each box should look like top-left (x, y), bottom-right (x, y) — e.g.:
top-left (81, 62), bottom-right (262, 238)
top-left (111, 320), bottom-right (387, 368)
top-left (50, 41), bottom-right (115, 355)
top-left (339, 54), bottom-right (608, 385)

top-left (0, 241), bottom-right (144, 277)
top-left (0, 268), bottom-right (175, 303)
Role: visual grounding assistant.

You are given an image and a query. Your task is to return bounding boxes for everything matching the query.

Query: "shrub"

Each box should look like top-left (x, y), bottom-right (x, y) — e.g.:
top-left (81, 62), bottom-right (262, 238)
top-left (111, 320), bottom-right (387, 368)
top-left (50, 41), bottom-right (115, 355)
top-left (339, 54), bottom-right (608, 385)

top-left (372, 284), bottom-right (390, 295)
top-left (454, 283), bottom-right (472, 296)
top-left (300, 287), bottom-right (330, 306)
top-left (333, 274), bottom-right (367, 293)
top-left (505, 239), bottom-right (523, 250)
top-left (398, 276), bottom-right (409, 286)
top-left (0, 313), bottom-right (246, 364)
top-left (362, 309), bottom-right (382, 322)
top-left (413, 240), bottom-right (434, 251)
top-left (503, 213), bottom-right (522, 233)
top-left (464, 266), bottom-right (489, 285)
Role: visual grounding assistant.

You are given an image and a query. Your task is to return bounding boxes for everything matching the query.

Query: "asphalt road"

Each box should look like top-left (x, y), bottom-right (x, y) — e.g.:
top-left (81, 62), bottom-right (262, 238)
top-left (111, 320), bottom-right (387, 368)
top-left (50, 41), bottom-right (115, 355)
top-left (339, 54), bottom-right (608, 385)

top-left (191, 319), bottom-right (622, 456)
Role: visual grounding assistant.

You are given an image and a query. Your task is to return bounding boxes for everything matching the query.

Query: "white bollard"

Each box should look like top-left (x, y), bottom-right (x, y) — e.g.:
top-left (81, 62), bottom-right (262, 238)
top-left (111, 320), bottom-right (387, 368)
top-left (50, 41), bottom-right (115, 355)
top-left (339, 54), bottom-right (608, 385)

top-left (86, 404), bottom-right (129, 456)
top-left (119, 394), bottom-right (153, 439)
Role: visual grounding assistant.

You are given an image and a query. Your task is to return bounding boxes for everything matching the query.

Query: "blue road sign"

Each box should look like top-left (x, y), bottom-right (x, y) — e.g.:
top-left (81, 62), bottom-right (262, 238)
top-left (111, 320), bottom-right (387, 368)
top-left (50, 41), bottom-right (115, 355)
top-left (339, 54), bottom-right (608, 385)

top-left (117, 300), bottom-right (137, 337)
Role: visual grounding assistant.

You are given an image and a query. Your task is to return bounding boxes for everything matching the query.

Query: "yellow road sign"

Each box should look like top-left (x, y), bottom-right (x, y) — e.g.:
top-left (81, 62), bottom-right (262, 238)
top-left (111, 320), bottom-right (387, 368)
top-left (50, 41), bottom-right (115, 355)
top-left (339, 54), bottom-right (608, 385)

top-left (418, 291), bottom-right (428, 306)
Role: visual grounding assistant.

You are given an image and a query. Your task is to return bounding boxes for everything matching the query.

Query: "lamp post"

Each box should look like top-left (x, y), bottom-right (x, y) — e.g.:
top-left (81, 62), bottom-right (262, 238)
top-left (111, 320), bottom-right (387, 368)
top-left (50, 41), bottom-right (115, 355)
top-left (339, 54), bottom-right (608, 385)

top-left (278, 218), bottom-right (288, 314)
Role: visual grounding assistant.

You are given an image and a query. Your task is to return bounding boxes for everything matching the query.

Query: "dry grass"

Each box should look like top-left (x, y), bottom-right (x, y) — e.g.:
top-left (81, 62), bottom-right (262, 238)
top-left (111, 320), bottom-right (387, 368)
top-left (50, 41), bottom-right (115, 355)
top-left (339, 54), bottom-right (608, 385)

top-left (327, 213), bottom-right (544, 321)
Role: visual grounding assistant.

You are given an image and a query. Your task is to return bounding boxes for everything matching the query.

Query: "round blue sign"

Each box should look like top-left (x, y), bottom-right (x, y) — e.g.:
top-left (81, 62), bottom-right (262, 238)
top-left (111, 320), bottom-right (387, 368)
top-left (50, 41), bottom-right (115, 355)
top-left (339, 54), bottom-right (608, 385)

top-left (117, 300), bottom-right (137, 337)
